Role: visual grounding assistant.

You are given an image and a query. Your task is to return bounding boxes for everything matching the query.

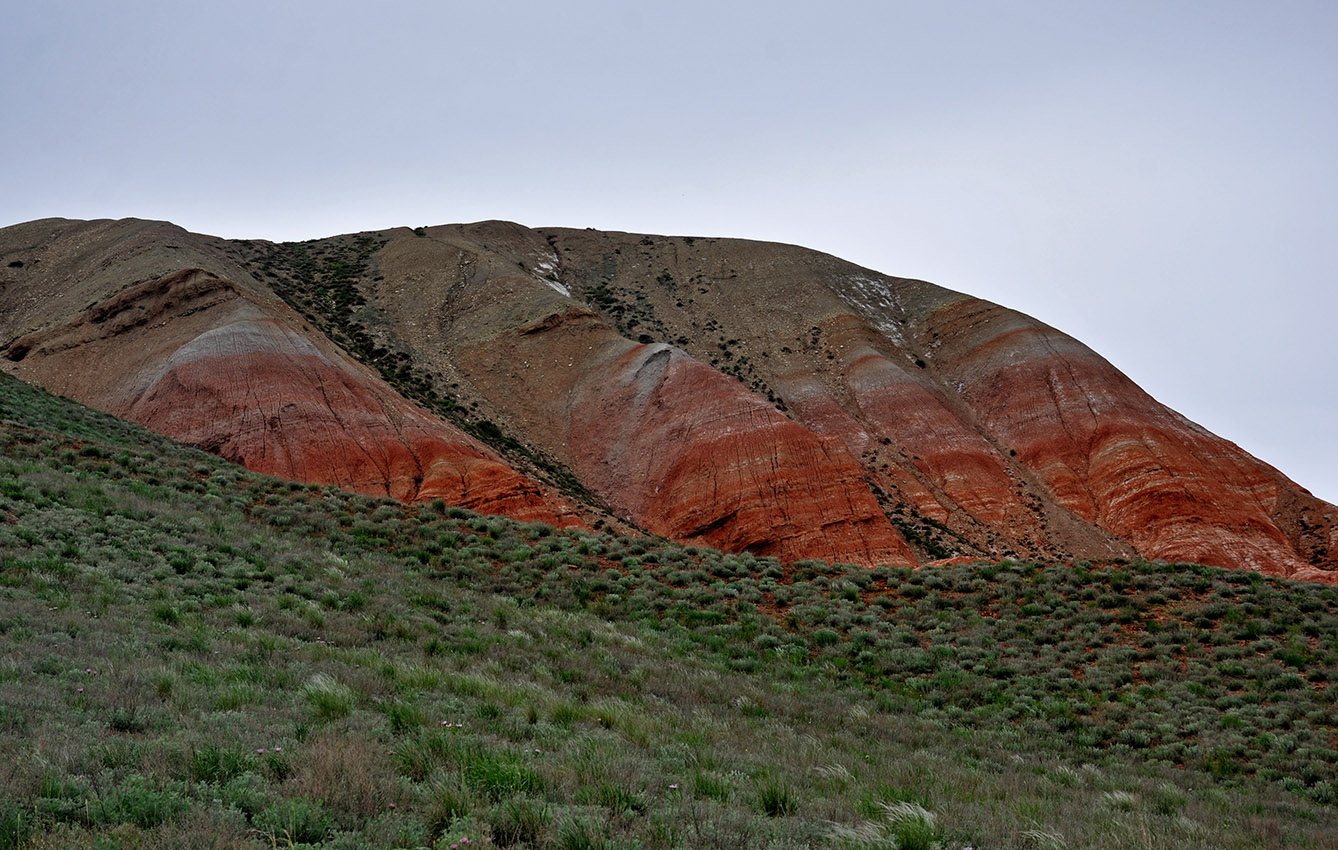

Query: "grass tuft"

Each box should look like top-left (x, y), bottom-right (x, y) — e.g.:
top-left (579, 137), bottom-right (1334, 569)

top-left (303, 672), bottom-right (354, 722)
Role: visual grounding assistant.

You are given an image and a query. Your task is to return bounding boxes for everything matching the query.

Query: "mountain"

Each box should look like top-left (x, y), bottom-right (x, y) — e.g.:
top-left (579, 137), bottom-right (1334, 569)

top-left (2, 216), bottom-right (1334, 581)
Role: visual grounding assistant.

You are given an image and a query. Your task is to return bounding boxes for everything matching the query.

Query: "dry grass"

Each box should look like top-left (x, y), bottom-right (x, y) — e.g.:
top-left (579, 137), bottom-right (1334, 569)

top-left (290, 731), bottom-right (397, 826)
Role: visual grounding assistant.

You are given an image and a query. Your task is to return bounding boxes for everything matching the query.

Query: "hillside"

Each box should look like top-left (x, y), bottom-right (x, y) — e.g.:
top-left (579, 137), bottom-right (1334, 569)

top-left (2, 370), bottom-right (1338, 848)
top-left (1, 217), bottom-right (1335, 581)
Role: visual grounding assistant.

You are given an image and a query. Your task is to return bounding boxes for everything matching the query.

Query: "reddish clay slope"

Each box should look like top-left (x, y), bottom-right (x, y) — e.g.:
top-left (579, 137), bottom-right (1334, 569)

top-left (555, 334), bottom-right (915, 565)
top-left (533, 229), bottom-right (1134, 563)
top-left (526, 228), bottom-right (1335, 580)
top-left (777, 310), bottom-right (1076, 558)
top-left (367, 224), bottom-right (916, 565)
top-left (3, 217), bottom-right (1333, 580)
top-left (1, 261), bottom-right (579, 526)
top-left (917, 295), bottom-right (1336, 581)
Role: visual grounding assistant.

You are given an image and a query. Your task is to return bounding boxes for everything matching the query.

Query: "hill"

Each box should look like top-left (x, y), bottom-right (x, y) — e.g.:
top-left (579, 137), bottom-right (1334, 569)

top-left (2, 370), bottom-right (1336, 848)
top-left (2, 217), bottom-right (1334, 581)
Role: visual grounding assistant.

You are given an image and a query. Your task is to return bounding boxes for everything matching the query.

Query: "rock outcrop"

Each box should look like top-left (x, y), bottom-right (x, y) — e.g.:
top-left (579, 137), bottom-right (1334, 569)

top-left (919, 294), bottom-right (1334, 581)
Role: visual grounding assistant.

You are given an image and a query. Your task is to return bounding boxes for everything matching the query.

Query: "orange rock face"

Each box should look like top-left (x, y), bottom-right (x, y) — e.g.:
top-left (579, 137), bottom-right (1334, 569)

top-left (527, 230), bottom-right (1137, 564)
top-left (520, 227), bottom-right (1335, 580)
top-left (787, 312), bottom-right (1048, 542)
top-left (3, 266), bottom-right (579, 527)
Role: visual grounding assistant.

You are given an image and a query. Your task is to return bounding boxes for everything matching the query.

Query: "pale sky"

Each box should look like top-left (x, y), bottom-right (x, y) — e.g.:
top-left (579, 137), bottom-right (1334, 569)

top-left (4, 1), bottom-right (1336, 503)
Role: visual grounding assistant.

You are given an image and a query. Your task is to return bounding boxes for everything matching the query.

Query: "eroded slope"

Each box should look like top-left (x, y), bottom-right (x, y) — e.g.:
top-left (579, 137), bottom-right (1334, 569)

top-left (0, 221), bottom-right (579, 526)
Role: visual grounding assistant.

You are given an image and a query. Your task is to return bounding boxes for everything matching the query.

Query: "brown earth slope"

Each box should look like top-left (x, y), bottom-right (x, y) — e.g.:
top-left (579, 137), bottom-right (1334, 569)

top-left (528, 227), bottom-right (1336, 580)
top-left (1, 217), bottom-right (1333, 580)
top-left (345, 223), bottom-right (915, 565)
top-left (0, 219), bottom-right (580, 527)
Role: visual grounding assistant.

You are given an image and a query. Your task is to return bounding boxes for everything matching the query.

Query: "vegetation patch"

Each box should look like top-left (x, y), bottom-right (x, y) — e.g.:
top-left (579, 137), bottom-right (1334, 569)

top-left (0, 371), bottom-right (1335, 848)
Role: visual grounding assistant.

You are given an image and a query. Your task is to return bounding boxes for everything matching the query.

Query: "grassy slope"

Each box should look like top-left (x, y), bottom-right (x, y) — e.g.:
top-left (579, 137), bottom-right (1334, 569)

top-left (0, 372), bottom-right (1335, 850)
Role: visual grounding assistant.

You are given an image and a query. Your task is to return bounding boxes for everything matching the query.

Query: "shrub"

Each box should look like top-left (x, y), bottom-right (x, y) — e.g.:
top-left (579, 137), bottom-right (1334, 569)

top-left (489, 795), bottom-right (550, 845)
top-left (426, 776), bottom-right (472, 836)
top-left (694, 770), bottom-right (733, 802)
top-left (381, 699), bottom-right (424, 735)
top-left (394, 729), bottom-right (457, 781)
top-left (556, 816), bottom-right (615, 850)
top-left (291, 733), bottom-right (395, 824)
top-left (882, 801), bottom-right (940, 850)
top-left (189, 743), bottom-right (257, 784)
top-left (219, 772), bottom-right (269, 818)
top-left (254, 797), bottom-right (334, 845)
top-left (552, 702), bottom-right (582, 726)
top-left (304, 672), bottom-right (354, 722)
top-left (758, 779), bottom-right (797, 817)
top-left (0, 802), bottom-right (32, 850)
top-left (153, 603), bottom-right (182, 624)
top-left (98, 773), bottom-right (187, 828)
top-left (584, 782), bottom-right (646, 814)
top-left (813, 628), bottom-right (841, 647)
top-left (1151, 783), bottom-right (1186, 816)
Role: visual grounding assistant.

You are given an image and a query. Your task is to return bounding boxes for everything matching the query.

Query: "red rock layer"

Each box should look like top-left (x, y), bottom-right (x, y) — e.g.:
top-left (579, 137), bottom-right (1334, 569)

top-left (5, 218), bottom-right (1333, 581)
top-left (561, 341), bottom-right (918, 565)
top-left (923, 297), bottom-right (1330, 580)
top-left (4, 268), bottom-right (579, 527)
top-left (810, 312), bottom-right (1137, 563)
top-left (527, 229), bottom-right (1126, 562)
top-left (802, 312), bottom-right (1043, 536)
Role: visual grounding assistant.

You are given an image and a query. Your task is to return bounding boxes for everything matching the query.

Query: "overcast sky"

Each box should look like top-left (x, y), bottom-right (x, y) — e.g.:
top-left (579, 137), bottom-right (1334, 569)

top-left (4, 1), bottom-right (1336, 503)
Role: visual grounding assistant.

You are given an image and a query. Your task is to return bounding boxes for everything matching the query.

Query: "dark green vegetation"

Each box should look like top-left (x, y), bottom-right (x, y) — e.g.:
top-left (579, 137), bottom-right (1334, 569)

top-left (1, 371), bottom-right (1335, 849)
top-left (236, 235), bottom-right (434, 410)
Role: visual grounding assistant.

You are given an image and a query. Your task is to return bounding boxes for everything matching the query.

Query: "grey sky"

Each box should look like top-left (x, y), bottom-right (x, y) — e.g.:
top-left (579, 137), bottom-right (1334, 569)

top-left (5, 1), bottom-right (1336, 503)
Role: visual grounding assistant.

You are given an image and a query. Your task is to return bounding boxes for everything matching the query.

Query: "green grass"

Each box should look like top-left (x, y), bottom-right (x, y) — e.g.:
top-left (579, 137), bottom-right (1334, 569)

top-left (1, 371), bottom-right (1336, 848)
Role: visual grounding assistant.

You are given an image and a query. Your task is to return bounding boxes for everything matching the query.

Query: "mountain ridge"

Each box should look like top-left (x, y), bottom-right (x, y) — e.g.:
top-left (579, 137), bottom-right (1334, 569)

top-left (2, 216), bottom-right (1333, 580)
